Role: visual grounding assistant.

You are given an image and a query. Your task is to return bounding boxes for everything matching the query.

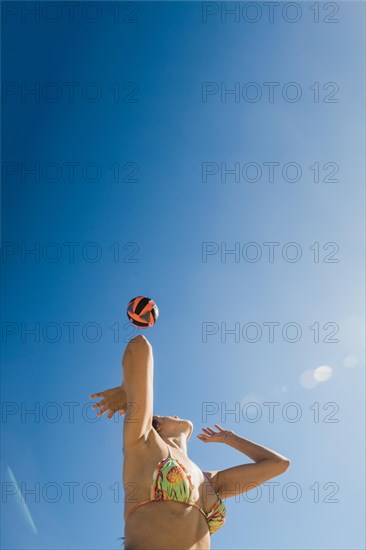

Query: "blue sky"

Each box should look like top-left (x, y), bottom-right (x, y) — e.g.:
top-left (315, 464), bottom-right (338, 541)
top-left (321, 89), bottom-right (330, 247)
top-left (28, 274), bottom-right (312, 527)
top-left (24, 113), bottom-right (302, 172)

top-left (1, 2), bottom-right (365, 549)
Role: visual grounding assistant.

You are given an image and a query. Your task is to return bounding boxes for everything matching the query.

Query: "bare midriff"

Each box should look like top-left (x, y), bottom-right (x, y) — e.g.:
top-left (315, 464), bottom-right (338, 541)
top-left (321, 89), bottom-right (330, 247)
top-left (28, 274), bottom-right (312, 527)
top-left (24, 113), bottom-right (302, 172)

top-left (124, 500), bottom-right (211, 550)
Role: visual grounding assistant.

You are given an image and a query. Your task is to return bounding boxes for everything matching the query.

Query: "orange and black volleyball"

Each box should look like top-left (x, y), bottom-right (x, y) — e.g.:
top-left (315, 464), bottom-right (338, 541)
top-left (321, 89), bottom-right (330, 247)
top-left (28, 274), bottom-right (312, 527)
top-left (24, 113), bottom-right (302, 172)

top-left (126, 296), bottom-right (159, 328)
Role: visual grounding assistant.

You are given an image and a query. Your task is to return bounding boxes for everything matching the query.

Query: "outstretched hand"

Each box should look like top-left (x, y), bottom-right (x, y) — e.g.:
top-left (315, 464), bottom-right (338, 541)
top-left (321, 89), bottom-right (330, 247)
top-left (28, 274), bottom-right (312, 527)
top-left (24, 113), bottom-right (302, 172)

top-left (197, 424), bottom-right (234, 443)
top-left (89, 385), bottom-right (127, 419)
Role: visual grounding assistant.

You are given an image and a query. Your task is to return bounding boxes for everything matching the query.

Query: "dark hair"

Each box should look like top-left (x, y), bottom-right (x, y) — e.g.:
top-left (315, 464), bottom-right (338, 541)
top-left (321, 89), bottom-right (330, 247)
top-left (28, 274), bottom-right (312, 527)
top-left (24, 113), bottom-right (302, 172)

top-left (152, 417), bottom-right (160, 432)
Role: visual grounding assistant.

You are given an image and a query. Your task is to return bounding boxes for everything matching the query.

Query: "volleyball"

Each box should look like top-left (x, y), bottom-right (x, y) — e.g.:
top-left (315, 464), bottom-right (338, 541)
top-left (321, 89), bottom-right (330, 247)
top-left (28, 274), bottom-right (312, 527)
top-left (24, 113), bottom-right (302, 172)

top-left (126, 296), bottom-right (159, 328)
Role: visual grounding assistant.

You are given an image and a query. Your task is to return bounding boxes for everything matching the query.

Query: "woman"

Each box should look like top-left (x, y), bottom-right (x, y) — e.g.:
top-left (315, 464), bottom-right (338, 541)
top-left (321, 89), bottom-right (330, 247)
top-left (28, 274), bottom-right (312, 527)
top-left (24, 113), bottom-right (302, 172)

top-left (90, 334), bottom-right (291, 549)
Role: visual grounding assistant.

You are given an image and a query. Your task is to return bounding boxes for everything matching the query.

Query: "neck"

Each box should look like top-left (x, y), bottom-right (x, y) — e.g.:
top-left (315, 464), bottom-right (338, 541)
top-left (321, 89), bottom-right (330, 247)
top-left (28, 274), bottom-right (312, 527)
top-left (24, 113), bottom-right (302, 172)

top-left (163, 434), bottom-right (188, 455)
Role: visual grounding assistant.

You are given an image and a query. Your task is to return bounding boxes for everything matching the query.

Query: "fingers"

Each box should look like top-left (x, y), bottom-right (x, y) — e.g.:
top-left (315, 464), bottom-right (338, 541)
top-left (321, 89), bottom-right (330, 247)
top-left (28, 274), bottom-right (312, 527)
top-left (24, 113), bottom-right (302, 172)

top-left (107, 408), bottom-right (126, 419)
top-left (92, 401), bottom-right (104, 410)
top-left (90, 392), bottom-right (105, 399)
top-left (203, 425), bottom-right (224, 434)
top-left (89, 392), bottom-right (125, 419)
top-left (97, 404), bottom-right (126, 418)
top-left (96, 405), bottom-right (107, 417)
top-left (202, 427), bottom-right (216, 435)
top-left (214, 424), bottom-right (224, 431)
top-left (94, 399), bottom-right (119, 415)
top-left (196, 424), bottom-right (227, 443)
top-left (96, 402), bottom-right (113, 417)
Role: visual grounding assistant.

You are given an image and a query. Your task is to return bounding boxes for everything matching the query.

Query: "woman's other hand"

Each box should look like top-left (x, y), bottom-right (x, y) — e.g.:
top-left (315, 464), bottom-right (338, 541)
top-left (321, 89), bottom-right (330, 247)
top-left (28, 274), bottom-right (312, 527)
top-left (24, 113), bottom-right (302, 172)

top-left (197, 424), bottom-right (234, 443)
top-left (89, 385), bottom-right (127, 419)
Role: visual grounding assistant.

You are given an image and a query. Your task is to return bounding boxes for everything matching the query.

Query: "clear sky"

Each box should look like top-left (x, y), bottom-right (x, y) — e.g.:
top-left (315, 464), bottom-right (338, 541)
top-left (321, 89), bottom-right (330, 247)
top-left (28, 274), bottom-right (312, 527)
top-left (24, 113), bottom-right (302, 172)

top-left (1, 2), bottom-right (365, 549)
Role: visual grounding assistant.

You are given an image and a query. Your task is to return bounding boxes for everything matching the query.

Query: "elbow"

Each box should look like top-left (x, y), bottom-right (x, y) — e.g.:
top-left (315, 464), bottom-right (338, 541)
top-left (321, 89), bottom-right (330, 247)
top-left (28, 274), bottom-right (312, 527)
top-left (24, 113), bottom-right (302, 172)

top-left (268, 457), bottom-right (291, 474)
top-left (278, 458), bottom-right (291, 472)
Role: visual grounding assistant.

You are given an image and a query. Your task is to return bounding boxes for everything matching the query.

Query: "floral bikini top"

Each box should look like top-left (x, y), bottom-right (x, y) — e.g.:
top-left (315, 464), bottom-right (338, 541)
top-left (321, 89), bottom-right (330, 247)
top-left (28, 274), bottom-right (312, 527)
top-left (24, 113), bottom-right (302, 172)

top-left (125, 445), bottom-right (226, 535)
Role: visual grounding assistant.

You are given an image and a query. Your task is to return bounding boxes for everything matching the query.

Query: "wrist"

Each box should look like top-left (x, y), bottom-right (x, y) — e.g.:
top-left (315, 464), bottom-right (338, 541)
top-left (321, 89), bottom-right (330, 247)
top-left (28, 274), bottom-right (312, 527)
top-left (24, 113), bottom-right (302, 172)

top-left (222, 430), bottom-right (235, 443)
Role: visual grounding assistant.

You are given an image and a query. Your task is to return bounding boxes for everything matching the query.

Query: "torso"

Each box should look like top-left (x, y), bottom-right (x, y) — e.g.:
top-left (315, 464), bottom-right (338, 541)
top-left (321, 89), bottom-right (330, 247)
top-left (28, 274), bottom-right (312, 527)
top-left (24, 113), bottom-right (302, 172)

top-left (123, 431), bottom-right (219, 549)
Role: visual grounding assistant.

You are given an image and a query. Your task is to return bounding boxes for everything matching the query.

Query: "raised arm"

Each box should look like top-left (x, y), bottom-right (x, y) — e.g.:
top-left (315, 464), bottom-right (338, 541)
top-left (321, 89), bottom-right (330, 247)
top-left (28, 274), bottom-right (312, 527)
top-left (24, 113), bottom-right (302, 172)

top-left (122, 334), bottom-right (154, 446)
top-left (198, 425), bottom-right (291, 499)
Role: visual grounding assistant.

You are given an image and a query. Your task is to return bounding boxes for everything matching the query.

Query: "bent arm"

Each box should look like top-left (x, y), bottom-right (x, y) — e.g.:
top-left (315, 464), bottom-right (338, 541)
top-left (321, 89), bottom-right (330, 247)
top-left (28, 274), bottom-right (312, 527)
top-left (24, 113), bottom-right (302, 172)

top-left (212, 432), bottom-right (291, 499)
top-left (122, 334), bottom-right (154, 446)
